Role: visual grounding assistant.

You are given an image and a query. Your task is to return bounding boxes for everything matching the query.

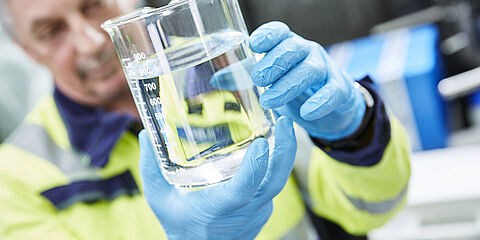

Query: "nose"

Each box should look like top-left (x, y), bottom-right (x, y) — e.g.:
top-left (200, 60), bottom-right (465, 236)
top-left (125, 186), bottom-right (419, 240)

top-left (70, 14), bottom-right (107, 55)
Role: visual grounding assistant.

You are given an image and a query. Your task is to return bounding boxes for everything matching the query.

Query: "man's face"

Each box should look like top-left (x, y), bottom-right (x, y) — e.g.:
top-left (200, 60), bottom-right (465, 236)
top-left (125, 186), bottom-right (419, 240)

top-left (6, 0), bottom-right (138, 107)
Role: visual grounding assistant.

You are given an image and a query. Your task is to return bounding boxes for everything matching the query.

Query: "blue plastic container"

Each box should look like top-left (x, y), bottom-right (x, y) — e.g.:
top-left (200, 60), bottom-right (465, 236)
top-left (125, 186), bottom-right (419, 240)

top-left (328, 24), bottom-right (448, 151)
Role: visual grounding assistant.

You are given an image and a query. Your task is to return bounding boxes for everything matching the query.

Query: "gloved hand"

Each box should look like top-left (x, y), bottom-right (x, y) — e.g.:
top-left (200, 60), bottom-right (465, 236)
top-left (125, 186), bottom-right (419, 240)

top-left (210, 56), bottom-right (257, 91)
top-left (139, 117), bottom-right (296, 240)
top-left (249, 22), bottom-right (366, 141)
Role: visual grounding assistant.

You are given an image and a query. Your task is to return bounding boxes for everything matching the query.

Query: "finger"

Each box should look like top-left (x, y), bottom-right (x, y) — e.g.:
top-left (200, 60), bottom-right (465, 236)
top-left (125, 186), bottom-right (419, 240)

top-left (205, 138), bottom-right (270, 213)
top-left (251, 35), bottom-right (310, 87)
top-left (210, 57), bottom-right (256, 91)
top-left (260, 58), bottom-right (328, 109)
top-left (249, 21), bottom-right (291, 53)
top-left (253, 116), bottom-right (297, 204)
top-left (299, 80), bottom-right (344, 121)
top-left (138, 130), bottom-right (174, 204)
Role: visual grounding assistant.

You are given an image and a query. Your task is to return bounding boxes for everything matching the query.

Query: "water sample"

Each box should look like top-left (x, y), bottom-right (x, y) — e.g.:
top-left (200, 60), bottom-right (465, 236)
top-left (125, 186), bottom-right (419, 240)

top-left (125, 31), bottom-right (274, 187)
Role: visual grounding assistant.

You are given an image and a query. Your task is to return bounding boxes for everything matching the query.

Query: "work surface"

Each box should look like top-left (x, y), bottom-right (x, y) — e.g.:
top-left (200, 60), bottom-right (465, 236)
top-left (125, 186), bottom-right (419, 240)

top-left (370, 145), bottom-right (480, 240)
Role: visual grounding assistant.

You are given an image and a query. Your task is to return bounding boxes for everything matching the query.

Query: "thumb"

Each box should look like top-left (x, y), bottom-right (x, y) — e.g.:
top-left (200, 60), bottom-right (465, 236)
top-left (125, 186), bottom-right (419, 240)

top-left (139, 130), bottom-right (173, 205)
top-left (204, 138), bottom-right (270, 214)
top-left (299, 80), bottom-right (343, 121)
top-left (210, 57), bottom-right (256, 91)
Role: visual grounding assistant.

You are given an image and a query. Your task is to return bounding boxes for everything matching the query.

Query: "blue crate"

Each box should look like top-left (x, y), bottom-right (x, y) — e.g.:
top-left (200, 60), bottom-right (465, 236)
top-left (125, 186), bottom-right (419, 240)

top-left (328, 24), bottom-right (448, 151)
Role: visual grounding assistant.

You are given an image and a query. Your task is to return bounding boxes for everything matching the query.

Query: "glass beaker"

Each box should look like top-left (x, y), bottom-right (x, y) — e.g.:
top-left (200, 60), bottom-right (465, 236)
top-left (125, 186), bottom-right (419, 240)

top-left (102, 0), bottom-right (275, 188)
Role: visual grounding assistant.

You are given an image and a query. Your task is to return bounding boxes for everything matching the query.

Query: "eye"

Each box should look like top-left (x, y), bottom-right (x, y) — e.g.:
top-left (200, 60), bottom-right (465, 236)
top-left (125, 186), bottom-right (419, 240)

top-left (37, 22), bottom-right (67, 40)
top-left (188, 103), bottom-right (203, 115)
top-left (224, 102), bottom-right (241, 112)
top-left (82, 0), bottom-right (103, 16)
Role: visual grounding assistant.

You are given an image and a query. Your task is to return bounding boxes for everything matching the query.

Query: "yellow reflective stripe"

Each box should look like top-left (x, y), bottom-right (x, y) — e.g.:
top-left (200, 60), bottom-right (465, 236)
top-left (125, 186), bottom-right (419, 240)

top-left (343, 185), bottom-right (408, 215)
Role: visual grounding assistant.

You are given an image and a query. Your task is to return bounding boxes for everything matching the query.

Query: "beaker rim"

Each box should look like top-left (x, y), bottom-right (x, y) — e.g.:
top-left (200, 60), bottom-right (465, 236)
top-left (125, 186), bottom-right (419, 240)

top-left (101, 0), bottom-right (195, 29)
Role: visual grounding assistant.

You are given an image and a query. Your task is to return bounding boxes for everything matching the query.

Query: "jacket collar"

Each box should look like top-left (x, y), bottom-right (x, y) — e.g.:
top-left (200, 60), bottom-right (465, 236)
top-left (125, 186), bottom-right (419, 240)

top-left (54, 88), bottom-right (136, 168)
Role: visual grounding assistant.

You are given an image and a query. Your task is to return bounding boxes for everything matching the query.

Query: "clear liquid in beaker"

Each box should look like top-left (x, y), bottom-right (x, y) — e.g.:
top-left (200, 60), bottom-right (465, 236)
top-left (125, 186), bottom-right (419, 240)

top-left (125, 31), bottom-right (274, 187)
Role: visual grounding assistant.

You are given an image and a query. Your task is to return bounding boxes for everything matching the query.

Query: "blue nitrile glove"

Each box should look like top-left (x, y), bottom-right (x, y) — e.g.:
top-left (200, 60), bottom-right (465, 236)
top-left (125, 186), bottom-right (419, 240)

top-left (210, 56), bottom-right (257, 91)
top-left (139, 117), bottom-right (296, 240)
top-left (250, 22), bottom-right (366, 141)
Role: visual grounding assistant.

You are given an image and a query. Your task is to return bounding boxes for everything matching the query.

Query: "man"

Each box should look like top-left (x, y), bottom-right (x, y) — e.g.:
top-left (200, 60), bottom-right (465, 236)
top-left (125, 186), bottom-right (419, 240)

top-left (0, 0), bottom-right (410, 239)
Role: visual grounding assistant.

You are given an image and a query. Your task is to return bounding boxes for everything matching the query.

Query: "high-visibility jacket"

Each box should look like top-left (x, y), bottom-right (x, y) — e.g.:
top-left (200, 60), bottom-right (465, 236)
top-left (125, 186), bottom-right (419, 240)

top-left (0, 80), bottom-right (410, 239)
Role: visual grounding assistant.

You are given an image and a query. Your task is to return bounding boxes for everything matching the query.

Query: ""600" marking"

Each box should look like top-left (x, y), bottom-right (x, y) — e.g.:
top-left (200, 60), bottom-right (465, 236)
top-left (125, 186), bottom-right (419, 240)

top-left (150, 97), bottom-right (161, 106)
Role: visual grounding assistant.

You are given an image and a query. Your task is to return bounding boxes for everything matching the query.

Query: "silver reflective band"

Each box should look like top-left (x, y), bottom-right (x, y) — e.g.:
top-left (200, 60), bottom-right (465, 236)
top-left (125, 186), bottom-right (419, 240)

top-left (6, 124), bottom-right (99, 180)
top-left (280, 214), bottom-right (318, 240)
top-left (344, 186), bottom-right (407, 215)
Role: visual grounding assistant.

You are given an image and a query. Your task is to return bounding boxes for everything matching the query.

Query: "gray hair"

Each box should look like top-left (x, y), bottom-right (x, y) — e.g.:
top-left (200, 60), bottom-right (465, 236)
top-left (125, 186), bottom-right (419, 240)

top-left (0, 0), bottom-right (147, 39)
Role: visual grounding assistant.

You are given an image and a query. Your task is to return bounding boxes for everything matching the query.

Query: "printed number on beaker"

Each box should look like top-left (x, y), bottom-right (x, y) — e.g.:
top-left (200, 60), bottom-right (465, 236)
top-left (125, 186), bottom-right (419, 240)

top-left (144, 82), bottom-right (157, 91)
top-left (140, 67), bottom-right (153, 77)
top-left (150, 97), bottom-right (161, 106)
top-left (133, 52), bottom-right (146, 61)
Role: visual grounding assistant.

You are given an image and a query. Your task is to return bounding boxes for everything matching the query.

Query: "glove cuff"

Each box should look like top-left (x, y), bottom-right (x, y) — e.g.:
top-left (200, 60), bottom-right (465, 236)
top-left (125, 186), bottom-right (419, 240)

top-left (311, 77), bottom-right (392, 166)
top-left (311, 80), bottom-right (375, 147)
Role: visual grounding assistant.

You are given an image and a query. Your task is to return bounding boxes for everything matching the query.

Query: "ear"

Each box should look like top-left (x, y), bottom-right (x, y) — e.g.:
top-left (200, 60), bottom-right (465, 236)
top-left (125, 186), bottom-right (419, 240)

top-left (18, 41), bottom-right (45, 64)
